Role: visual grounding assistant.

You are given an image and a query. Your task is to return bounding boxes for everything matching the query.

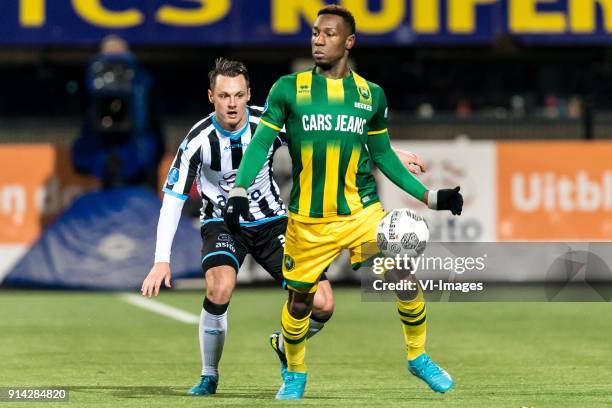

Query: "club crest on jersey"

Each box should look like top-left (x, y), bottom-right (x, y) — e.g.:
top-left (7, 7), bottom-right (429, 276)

top-left (283, 254), bottom-right (295, 271)
top-left (166, 168), bottom-right (180, 186)
top-left (358, 86), bottom-right (371, 100)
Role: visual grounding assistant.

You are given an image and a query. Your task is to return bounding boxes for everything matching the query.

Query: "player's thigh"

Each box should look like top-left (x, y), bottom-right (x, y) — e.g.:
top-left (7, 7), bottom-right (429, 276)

top-left (346, 203), bottom-right (387, 268)
top-left (250, 217), bottom-right (288, 286)
top-left (200, 221), bottom-right (248, 276)
top-left (283, 216), bottom-right (340, 294)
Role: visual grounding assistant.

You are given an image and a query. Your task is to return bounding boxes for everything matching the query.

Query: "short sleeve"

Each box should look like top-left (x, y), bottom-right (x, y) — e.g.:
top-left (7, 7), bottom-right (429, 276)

top-left (368, 87), bottom-right (388, 136)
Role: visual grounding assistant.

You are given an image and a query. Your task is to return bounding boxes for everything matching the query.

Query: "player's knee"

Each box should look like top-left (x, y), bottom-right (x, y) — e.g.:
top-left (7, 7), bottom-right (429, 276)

top-left (288, 289), bottom-right (314, 318)
top-left (205, 266), bottom-right (235, 304)
top-left (206, 286), bottom-right (232, 304)
top-left (289, 301), bottom-right (312, 319)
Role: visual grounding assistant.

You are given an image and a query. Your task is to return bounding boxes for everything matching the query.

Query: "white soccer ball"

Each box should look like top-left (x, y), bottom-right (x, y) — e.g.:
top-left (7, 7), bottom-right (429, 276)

top-left (376, 209), bottom-right (429, 257)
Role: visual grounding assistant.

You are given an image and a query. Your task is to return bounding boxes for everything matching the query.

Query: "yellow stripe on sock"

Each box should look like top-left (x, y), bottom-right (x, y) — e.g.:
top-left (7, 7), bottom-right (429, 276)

top-left (323, 142), bottom-right (341, 215)
top-left (396, 298), bottom-right (427, 360)
top-left (281, 302), bottom-right (309, 372)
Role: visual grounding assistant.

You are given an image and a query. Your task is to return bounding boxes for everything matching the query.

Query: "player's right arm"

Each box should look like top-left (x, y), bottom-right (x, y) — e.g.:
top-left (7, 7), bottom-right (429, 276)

top-left (142, 136), bottom-right (202, 297)
top-left (141, 194), bottom-right (182, 297)
top-left (224, 79), bottom-right (288, 232)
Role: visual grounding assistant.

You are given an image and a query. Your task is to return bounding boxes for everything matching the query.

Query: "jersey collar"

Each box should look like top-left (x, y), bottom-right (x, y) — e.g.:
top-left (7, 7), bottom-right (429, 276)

top-left (212, 109), bottom-right (250, 140)
top-left (311, 65), bottom-right (353, 80)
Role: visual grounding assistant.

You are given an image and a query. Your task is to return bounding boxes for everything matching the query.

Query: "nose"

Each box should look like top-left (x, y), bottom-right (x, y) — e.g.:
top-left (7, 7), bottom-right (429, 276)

top-left (313, 32), bottom-right (324, 46)
top-left (228, 96), bottom-right (237, 107)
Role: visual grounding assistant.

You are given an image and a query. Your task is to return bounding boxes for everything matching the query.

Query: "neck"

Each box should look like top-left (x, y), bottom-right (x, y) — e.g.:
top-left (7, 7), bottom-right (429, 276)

top-left (315, 57), bottom-right (350, 79)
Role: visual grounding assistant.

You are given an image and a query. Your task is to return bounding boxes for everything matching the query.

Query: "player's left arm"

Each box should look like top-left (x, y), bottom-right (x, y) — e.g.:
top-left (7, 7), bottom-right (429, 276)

top-left (367, 87), bottom-right (462, 215)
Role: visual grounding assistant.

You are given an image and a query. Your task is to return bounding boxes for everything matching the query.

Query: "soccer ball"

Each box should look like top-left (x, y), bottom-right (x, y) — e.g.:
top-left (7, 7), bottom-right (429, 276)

top-left (376, 209), bottom-right (429, 257)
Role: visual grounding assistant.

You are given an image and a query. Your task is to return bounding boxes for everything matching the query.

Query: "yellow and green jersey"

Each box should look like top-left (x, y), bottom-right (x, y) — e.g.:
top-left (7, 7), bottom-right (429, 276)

top-left (258, 67), bottom-right (388, 218)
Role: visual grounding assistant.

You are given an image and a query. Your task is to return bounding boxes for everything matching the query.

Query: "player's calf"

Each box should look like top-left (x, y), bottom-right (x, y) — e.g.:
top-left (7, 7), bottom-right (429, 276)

top-left (189, 266), bottom-right (235, 395)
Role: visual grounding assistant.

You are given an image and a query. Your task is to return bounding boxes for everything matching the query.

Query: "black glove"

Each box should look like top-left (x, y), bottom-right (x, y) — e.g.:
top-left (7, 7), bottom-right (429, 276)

top-left (428, 186), bottom-right (463, 215)
top-left (223, 187), bottom-right (249, 234)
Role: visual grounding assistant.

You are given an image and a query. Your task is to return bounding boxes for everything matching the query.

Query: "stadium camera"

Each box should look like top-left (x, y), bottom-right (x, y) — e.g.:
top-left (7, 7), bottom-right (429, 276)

top-left (87, 55), bottom-right (136, 135)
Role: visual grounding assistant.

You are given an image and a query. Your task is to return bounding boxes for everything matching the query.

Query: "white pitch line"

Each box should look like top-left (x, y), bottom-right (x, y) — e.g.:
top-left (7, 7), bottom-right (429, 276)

top-left (120, 294), bottom-right (199, 324)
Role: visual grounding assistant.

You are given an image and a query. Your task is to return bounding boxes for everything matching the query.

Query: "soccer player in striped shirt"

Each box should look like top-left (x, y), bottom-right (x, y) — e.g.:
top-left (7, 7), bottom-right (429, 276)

top-left (224, 5), bottom-right (463, 400)
top-left (140, 58), bottom-right (338, 396)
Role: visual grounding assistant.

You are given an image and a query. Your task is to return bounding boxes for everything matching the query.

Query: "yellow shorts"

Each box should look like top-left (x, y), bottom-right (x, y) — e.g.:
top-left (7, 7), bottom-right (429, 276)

top-left (282, 202), bottom-right (385, 293)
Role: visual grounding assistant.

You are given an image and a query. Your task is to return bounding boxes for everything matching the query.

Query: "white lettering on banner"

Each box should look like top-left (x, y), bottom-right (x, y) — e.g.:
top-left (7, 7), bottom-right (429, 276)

top-left (512, 171), bottom-right (612, 212)
top-left (34, 176), bottom-right (85, 215)
top-left (0, 186), bottom-right (26, 225)
top-left (428, 217), bottom-right (483, 242)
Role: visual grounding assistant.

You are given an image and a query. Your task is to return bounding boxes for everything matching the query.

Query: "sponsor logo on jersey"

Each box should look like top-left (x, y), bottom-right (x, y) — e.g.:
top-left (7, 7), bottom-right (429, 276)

top-left (215, 241), bottom-right (235, 251)
top-left (354, 102), bottom-right (373, 111)
top-left (218, 233), bottom-right (233, 242)
top-left (361, 194), bottom-right (373, 204)
top-left (298, 84), bottom-right (310, 95)
top-left (223, 143), bottom-right (248, 151)
top-left (166, 167), bottom-right (180, 186)
top-left (302, 114), bottom-right (366, 134)
top-left (283, 254), bottom-right (295, 271)
top-left (384, 107), bottom-right (388, 119)
top-left (219, 172), bottom-right (236, 193)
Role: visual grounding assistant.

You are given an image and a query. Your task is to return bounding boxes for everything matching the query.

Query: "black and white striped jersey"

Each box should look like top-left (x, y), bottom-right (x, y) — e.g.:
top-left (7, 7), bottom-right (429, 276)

top-left (163, 105), bottom-right (287, 225)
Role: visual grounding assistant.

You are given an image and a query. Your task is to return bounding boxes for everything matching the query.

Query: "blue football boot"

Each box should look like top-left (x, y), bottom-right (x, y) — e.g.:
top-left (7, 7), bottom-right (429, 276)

top-left (275, 371), bottom-right (308, 400)
top-left (187, 375), bottom-right (218, 396)
top-left (408, 354), bottom-right (454, 393)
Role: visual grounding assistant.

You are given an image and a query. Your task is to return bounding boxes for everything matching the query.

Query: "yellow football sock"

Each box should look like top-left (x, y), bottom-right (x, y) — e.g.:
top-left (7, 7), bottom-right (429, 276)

top-left (280, 301), bottom-right (310, 373)
top-left (397, 290), bottom-right (427, 360)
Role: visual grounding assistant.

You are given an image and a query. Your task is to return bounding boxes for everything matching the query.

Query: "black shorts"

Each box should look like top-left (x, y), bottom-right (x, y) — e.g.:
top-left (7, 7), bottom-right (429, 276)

top-left (200, 217), bottom-right (328, 286)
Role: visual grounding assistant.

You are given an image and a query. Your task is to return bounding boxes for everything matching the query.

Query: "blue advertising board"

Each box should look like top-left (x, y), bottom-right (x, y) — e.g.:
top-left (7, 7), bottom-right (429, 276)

top-left (1, 0), bottom-right (612, 45)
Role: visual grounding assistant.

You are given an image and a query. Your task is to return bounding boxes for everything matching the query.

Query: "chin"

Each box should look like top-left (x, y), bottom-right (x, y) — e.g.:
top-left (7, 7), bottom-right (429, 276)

top-left (314, 60), bottom-right (332, 70)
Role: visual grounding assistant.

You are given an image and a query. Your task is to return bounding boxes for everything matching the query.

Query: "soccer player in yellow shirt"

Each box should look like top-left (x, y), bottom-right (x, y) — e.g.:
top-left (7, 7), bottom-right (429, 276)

top-left (224, 5), bottom-right (463, 400)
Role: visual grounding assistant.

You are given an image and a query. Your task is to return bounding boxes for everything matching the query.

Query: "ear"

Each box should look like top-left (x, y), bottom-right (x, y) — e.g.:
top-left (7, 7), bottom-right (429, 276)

top-left (345, 34), bottom-right (355, 51)
top-left (246, 87), bottom-right (251, 102)
top-left (207, 88), bottom-right (214, 104)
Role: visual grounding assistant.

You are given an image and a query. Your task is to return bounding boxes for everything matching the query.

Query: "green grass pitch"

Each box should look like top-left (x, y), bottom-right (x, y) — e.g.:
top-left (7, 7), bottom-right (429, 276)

top-left (1, 288), bottom-right (611, 407)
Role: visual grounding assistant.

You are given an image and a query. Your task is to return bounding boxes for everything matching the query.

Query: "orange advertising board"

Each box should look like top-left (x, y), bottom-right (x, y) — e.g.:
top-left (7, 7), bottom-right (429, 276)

top-left (498, 142), bottom-right (612, 241)
top-left (0, 145), bottom-right (99, 244)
